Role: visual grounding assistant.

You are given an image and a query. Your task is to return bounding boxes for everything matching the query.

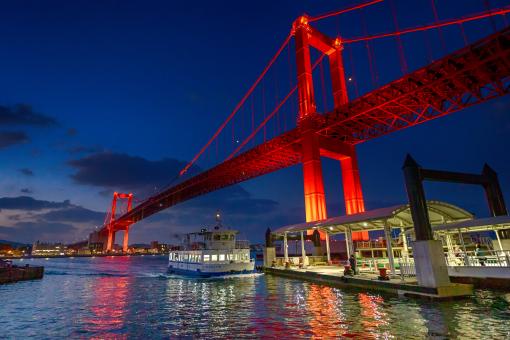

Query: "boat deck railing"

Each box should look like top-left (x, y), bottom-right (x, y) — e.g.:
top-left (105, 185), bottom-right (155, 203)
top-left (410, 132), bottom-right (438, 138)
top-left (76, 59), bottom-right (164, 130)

top-left (235, 240), bottom-right (250, 249)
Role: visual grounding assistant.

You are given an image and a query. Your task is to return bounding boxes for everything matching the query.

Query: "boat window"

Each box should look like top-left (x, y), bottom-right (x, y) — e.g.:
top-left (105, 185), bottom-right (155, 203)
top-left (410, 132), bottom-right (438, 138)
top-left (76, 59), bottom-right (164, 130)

top-left (219, 254), bottom-right (225, 261)
top-left (214, 234), bottom-right (221, 241)
top-left (222, 234), bottom-right (229, 240)
top-left (211, 254), bottom-right (218, 261)
top-left (203, 254), bottom-right (210, 261)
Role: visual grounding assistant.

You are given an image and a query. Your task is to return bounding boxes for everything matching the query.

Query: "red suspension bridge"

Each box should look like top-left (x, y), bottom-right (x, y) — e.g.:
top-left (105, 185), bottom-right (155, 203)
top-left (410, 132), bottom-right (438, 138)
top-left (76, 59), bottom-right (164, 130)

top-left (89, 0), bottom-right (510, 252)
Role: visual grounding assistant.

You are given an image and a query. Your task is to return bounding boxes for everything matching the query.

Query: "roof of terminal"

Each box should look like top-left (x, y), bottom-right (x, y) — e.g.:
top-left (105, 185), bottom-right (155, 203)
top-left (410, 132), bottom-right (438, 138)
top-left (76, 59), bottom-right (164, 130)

top-left (432, 214), bottom-right (510, 233)
top-left (271, 200), bottom-right (473, 236)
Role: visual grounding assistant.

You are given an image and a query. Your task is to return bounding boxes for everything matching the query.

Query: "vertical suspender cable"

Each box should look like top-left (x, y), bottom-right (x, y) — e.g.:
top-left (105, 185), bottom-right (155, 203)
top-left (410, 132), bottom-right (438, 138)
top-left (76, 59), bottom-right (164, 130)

top-left (430, 0), bottom-right (447, 53)
top-left (458, 23), bottom-right (468, 46)
top-left (347, 44), bottom-right (360, 98)
top-left (390, 0), bottom-right (408, 75)
top-left (484, 0), bottom-right (498, 33)
top-left (287, 41), bottom-right (293, 130)
top-left (361, 10), bottom-right (378, 88)
top-left (319, 59), bottom-right (328, 112)
top-left (262, 79), bottom-right (267, 142)
top-left (274, 65), bottom-right (280, 135)
top-left (251, 95), bottom-right (255, 146)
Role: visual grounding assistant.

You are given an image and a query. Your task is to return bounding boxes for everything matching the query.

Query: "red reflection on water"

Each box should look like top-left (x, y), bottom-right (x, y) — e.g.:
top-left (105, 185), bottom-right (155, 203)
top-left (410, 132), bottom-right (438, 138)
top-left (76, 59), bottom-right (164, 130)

top-left (358, 292), bottom-right (389, 336)
top-left (82, 257), bottom-right (132, 339)
top-left (246, 276), bottom-right (312, 338)
top-left (306, 284), bottom-right (346, 338)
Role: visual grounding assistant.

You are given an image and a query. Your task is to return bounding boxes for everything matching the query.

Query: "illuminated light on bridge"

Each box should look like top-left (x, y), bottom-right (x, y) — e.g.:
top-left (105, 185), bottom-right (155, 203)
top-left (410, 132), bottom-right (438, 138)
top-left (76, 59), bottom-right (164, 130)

top-left (92, 0), bottom-right (510, 251)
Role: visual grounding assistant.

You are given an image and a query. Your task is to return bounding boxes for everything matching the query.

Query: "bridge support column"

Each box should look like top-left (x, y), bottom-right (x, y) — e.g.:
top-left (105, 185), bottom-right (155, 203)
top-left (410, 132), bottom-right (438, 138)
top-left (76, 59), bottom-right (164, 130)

top-left (318, 137), bottom-right (367, 240)
top-left (340, 149), bottom-right (365, 215)
top-left (106, 229), bottom-right (115, 252)
top-left (302, 132), bottom-right (327, 222)
top-left (123, 228), bottom-right (129, 253)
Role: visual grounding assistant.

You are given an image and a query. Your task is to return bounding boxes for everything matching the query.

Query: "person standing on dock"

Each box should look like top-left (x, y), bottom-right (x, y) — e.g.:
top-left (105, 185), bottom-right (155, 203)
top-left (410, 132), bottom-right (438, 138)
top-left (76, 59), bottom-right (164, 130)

top-left (349, 255), bottom-right (357, 275)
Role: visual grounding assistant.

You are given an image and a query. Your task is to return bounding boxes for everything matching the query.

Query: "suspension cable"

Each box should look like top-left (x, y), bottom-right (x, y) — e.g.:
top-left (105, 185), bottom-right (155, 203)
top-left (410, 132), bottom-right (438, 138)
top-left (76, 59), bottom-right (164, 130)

top-left (343, 6), bottom-right (510, 44)
top-left (309, 0), bottom-right (383, 22)
top-left (179, 33), bottom-right (292, 176)
top-left (226, 55), bottom-right (327, 160)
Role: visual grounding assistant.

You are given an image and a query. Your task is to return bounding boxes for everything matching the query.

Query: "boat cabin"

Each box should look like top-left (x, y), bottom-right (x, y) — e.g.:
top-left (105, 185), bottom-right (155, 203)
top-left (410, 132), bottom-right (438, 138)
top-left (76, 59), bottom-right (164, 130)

top-left (184, 228), bottom-right (247, 251)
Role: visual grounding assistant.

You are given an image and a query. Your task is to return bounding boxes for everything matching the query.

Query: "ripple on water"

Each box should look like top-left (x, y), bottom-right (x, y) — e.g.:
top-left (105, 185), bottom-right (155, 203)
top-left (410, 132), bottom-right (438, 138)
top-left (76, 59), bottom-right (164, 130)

top-left (1, 256), bottom-right (509, 338)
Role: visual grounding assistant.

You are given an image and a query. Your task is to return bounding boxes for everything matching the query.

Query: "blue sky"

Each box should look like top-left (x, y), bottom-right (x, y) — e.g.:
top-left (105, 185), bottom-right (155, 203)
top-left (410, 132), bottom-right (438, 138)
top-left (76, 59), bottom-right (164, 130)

top-left (0, 0), bottom-right (509, 244)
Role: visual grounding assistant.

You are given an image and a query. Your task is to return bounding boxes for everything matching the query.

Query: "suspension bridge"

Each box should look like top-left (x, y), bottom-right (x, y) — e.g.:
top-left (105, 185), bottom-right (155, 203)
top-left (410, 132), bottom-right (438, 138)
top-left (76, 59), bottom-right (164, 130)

top-left (89, 0), bottom-right (510, 252)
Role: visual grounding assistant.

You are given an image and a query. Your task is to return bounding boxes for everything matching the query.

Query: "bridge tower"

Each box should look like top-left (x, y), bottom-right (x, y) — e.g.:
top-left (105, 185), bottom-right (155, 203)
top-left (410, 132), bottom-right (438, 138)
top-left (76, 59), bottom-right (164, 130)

top-left (105, 192), bottom-right (134, 252)
top-left (293, 15), bottom-right (366, 236)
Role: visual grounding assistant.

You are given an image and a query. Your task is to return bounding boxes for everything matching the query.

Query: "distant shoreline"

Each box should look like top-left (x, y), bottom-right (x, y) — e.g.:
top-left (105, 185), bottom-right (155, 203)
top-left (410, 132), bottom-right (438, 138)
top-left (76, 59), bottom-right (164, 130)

top-left (2, 253), bottom-right (168, 260)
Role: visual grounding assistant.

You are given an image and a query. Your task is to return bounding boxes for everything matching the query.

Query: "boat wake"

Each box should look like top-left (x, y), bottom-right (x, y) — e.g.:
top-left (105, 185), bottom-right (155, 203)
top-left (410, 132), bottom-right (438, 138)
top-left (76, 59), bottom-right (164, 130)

top-left (142, 272), bottom-right (265, 280)
top-left (45, 270), bottom-right (128, 277)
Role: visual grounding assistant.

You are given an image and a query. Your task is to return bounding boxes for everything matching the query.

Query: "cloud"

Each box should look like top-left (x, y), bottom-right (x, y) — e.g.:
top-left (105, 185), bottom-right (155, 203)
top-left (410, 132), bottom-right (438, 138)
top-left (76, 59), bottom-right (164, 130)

top-left (0, 196), bottom-right (106, 243)
top-left (19, 168), bottom-right (34, 176)
top-left (0, 222), bottom-right (76, 243)
top-left (0, 104), bottom-right (57, 126)
top-left (68, 152), bottom-right (193, 193)
top-left (0, 196), bottom-right (70, 210)
top-left (20, 188), bottom-right (33, 194)
top-left (39, 206), bottom-right (104, 223)
top-left (0, 131), bottom-right (29, 149)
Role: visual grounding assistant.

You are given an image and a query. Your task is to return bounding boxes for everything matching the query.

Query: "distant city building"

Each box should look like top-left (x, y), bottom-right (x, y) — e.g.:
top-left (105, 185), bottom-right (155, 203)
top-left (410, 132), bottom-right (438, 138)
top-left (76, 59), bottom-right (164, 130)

top-left (0, 243), bottom-right (30, 257)
top-left (32, 241), bottom-right (67, 256)
top-left (130, 244), bottom-right (151, 254)
top-left (67, 240), bottom-right (90, 255)
top-left (88, 242), bottom-right (104, 254)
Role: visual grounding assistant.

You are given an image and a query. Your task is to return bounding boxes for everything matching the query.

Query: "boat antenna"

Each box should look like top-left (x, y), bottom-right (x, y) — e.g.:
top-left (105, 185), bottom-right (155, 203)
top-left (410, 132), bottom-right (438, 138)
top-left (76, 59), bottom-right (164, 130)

top-left (215, 210), bottom-right (222, 229)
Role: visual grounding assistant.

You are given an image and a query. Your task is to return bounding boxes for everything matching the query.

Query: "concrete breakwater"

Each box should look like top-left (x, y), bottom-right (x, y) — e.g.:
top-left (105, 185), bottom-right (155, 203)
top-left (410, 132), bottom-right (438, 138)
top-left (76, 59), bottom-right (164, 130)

top-left (0, 265), bottom-right (44, 284)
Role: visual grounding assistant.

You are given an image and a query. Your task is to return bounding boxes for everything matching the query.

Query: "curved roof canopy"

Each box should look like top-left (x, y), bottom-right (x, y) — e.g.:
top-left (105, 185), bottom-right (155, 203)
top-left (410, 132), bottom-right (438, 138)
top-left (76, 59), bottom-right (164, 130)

top-left (272, 201), bottom-right (473, 236)
top-left (432, 215), bottom-right (510, 233)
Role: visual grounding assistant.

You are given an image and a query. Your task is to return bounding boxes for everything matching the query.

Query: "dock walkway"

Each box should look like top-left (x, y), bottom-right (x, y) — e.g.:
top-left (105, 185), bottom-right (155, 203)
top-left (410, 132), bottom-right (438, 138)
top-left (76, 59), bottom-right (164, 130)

top-left (264, 265), bottom-right (473, 299)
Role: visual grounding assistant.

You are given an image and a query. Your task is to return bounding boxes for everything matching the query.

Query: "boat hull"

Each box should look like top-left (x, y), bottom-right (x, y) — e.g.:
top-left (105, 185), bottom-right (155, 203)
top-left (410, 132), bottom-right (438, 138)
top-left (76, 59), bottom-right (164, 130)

top-left (168, 267), bottom-right (256, 278)
top-left (167, 260), bottom-right (255, 278)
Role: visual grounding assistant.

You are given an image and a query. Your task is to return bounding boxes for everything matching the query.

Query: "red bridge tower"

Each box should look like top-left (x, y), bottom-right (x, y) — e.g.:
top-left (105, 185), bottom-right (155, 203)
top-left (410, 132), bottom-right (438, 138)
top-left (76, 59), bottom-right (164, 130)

top-left (294, 15), bottom-right (367, 239)
top-left (105, 192), bottom-right (134, 252)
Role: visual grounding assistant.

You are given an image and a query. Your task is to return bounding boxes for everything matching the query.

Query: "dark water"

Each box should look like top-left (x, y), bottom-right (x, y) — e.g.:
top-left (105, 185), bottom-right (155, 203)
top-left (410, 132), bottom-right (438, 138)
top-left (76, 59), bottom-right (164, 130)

top-left (1, 256), bottom-right (509, 339)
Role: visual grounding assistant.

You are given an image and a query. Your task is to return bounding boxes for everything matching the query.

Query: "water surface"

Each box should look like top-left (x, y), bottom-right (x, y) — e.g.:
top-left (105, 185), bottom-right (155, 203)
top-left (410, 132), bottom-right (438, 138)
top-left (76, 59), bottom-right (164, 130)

top-left (1, 256), bottom-right (509, 338)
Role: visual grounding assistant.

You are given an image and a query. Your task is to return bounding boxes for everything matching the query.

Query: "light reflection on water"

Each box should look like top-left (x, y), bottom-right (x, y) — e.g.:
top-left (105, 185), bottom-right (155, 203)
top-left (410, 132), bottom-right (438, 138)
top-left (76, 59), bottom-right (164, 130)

top-left (0, 256), bottom-right (509, 338)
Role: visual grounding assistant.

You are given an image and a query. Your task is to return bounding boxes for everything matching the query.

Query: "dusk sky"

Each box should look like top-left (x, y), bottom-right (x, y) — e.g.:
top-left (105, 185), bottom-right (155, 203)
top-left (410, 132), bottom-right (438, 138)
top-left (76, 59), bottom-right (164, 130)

top-left (0, 0), bottom-right (509, 245)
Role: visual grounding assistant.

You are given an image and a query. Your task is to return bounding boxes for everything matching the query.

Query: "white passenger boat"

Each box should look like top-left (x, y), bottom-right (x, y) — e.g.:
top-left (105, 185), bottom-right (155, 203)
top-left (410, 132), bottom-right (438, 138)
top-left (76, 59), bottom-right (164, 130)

top-left (168, 218), bottom-right (255, 277)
